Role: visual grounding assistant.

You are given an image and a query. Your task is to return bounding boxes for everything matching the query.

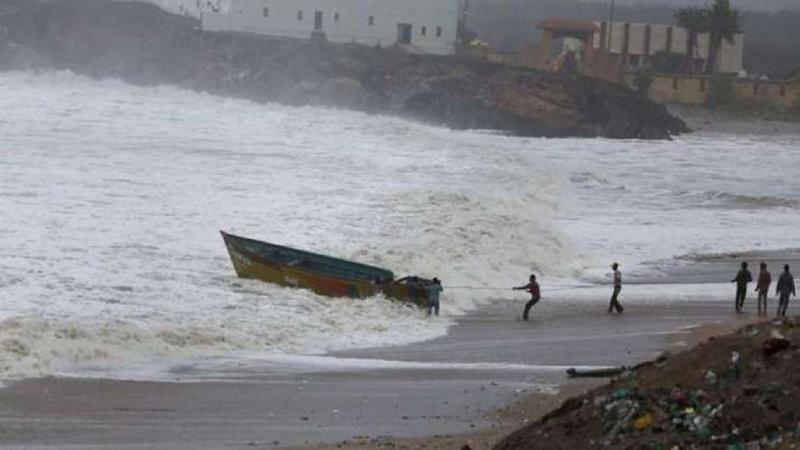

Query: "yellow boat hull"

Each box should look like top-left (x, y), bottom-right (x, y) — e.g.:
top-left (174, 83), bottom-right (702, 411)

top-left (222, 232), bottom-right (437, 308)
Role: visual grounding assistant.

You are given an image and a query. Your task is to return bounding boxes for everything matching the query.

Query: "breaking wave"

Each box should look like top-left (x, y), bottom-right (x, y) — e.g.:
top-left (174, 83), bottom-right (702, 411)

top-left (3, 71), bottom-right (799, 380)
top-left (682, 190), bottom-right (800, 210)
top-left (0, 71), bottom-right (579, 379)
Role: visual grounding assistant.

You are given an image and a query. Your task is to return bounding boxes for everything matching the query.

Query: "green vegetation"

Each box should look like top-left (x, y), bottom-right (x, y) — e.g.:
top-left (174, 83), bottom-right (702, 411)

top-left (702, 0), bottom-right (742, 73)
top-left (673, 0), bottom-right (742, 73)
top-left (673, 7), bottom-right (707, 74)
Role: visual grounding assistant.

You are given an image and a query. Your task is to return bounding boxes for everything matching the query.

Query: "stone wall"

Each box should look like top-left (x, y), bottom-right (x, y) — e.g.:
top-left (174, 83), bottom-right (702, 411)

top-left (625, 73), bottom-right (800, 110)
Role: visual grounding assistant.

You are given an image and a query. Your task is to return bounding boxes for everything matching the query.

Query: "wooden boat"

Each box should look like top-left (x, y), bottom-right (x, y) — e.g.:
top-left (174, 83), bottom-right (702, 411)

top-left (220, 231), bottom-right (436, 307)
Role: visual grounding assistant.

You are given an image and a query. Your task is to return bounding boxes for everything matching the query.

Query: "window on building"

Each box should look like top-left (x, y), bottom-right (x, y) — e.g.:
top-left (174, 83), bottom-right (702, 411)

top-left (700, 78), bottom-right (706, 92)
top-left (297, 10), bottom-right (303, 21)
top-left (436, 26), bottom-right (442, 37)
top-left (397, 23), bottom-right (412, 44)
top-left (262, 6), bottom-right (268, 18)
top-left (753, 82), bottom-right (759, 95)
top-left (334, 12), bottom-right (340, 23)
top-left (780, 84), bottom-right (786, 97)
top-left (368, 15), bottom-right (374, 26)
top-left (420, 26), bottom-right (427, 36)
top-left (672, 77), bottom-right (679, 90)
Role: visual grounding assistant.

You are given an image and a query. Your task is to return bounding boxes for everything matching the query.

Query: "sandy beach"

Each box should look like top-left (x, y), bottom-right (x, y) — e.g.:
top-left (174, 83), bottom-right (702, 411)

top-left (0, 294), bottom-right (765, 449)
top-left (294, 306), bottom-right (764, 450)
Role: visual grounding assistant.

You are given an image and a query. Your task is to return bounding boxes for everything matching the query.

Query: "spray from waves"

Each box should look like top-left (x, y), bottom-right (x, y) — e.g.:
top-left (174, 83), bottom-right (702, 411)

top-left (0, 192), bottom-right (578, 378)
top-left (0, 289), bottom-right (446, 379)
top-left (351, 189), bottom-right (585, 315)
top-left (678, 248), bottom-right (800, 263)
top-left (680, 190), bottom-right (800, 210)
top-left (0, 71), bottom-right (585, 379)
top-left (0, 190), bottom-right (579, 379)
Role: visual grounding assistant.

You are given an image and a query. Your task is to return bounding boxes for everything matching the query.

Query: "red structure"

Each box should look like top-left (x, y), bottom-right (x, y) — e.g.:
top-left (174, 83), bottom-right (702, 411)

top-left (536, 18), bottom-right (620, 83)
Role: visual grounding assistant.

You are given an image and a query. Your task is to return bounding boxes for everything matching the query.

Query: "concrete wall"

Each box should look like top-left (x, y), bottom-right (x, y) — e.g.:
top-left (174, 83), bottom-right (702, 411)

top-left (607, 22), bottom-right (626, 54)
top-left (716, 34), bottom-right (744, 74)
top-left (641, 75), bottom-right (707, 105)
top-left (649, 25), bottom-right (668, 54)
top-left (671, 27), bottom-right (688, 56)
top-left (627, 23), bottom-right (646, 56)
top-left (202, 0), bottom-right (460, 55)
top-left (734, 79), bottom-right (800, 109)
top-left (625, 73), bottom-right (800, 109)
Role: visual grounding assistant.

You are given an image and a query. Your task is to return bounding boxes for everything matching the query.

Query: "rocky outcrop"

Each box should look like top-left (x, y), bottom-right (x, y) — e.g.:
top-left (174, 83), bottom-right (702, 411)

top-left (0, 0), bottom-right (688, 139)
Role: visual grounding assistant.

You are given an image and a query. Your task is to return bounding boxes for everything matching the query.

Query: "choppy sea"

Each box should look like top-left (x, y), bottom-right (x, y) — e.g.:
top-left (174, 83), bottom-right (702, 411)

top-left (1, 71), bottom-right (798, 379)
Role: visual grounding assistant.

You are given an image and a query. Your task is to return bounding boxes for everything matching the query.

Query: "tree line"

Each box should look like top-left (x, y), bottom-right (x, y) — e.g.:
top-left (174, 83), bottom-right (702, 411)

top-left (674, 0), bottom-right (740, 73)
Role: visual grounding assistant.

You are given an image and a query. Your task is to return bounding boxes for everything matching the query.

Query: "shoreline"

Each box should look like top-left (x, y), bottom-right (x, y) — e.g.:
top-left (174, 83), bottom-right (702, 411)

top-left (0, 297), bottom-right (765, 449)
top-left (291, 310), bottom-right (765, 450)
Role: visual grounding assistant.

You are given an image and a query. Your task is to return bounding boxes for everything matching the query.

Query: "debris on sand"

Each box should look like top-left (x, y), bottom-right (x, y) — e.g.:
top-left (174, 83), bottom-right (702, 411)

top-left (495, 318), bottom-right (800, 449)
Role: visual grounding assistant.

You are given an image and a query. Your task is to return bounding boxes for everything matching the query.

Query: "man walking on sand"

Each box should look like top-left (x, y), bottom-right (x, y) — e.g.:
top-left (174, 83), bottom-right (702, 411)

top-left (776, 265), bottom-right (796, 317)
top-left (731, 262), bottom-right (753, 313)
top-left (756, 262), bottom-right (772, 315)
top-left (514, 274), bottom-right (540, 321)
top-left (608, 263), bottom-right (624, 314)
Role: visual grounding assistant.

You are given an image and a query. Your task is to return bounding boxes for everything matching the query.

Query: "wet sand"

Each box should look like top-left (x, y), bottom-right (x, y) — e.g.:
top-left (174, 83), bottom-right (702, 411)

top-left (0, 295), bottom-right (763, 449)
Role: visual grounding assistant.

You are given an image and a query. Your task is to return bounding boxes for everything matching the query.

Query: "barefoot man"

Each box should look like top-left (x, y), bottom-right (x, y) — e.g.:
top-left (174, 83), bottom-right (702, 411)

top-left (608, 262), bottom-right (624, 314)
top-left (514, 274), bottom-right (540, 321)
top-left (731, 262), bottom-right (753, 313)
top-left (776, 265), bottom-right (796, 317)
top-left (755, 262), bottom-right (772, 315)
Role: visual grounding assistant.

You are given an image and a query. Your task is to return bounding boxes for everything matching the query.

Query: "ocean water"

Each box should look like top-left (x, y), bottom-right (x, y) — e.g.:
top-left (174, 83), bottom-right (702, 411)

top-left (1, 71), bottom-right (798, 379)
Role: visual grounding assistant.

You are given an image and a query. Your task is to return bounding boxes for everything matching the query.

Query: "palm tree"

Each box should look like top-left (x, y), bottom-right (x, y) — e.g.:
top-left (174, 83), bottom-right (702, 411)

top-left (704, 0), bottom-right (742, 73)
top-left (674, 6), bottom-right (708, 74)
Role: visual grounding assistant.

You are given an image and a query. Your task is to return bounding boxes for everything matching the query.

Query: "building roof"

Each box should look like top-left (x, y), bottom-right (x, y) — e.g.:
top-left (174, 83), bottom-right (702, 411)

top-left (538, 18), bottom-right (599, 33)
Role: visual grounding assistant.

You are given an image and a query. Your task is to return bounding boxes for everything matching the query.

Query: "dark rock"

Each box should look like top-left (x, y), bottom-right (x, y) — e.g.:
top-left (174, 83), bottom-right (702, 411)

top-left (319, 76), bottom-right (365, 108)
top-left (763, 337), bottom-right (792, 357)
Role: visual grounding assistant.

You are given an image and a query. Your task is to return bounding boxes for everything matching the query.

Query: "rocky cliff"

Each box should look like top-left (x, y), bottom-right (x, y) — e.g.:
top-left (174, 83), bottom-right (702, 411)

top-left (0, 0), bottom-right (688, 139)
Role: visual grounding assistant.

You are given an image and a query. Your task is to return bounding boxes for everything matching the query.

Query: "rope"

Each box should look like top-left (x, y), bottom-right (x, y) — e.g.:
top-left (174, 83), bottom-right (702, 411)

top-left (444, 285), bottom-right (592, 292)
top-left (443, 286), bottom-right (514, 290)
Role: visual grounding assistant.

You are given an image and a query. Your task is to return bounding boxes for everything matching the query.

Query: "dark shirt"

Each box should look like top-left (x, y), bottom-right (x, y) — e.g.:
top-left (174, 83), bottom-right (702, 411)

top-left (756, 270), bottom-right (772, 292)
top-left (732, 269), bottom-right (753, 286)
top-left (777, 272), bottom-right (796, 296)
top-left (516, 282), bottom-right (540, 301)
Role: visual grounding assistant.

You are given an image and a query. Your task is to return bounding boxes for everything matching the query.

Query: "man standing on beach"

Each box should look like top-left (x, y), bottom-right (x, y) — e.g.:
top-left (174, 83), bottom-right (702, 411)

top-left (756, 262), bottom-right (772, 315)
top-left (731, 262), bottom-right (753, 313)
top-left (608, 263), bottom-right (624, 314)
top-left (776, 265), bottom-right (795, 317)
top-left (514, 274), bottom-right (540, 321)
top-left (427, 278), bottom-right (443, 317)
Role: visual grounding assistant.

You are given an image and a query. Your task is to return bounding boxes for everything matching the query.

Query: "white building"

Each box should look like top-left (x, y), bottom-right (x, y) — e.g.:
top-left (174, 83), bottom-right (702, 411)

top-left (202, 0), bottom-right (463, 55)
top-left (592, 21), bottom-right (744, 74)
